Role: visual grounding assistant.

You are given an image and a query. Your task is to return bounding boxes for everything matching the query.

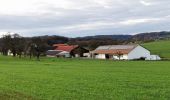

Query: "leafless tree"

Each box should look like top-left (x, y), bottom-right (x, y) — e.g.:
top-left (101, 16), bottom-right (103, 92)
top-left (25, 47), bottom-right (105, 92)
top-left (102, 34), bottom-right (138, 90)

top-left (116, 50), bottom-right (123, 60)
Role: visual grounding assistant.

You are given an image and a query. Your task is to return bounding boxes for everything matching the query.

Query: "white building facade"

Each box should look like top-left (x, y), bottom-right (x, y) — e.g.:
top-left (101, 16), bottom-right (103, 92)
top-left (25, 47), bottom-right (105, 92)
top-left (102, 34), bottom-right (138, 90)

top-left (127, 45), bottom-right (151, 60)
top-left (92, 45), bottom-right (160, 60)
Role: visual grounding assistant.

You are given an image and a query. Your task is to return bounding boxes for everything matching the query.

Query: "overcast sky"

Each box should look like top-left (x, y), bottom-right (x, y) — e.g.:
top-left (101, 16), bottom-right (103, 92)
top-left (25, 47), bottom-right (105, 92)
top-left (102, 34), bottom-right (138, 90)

top-left (0, 0), bottom-right (170, 37)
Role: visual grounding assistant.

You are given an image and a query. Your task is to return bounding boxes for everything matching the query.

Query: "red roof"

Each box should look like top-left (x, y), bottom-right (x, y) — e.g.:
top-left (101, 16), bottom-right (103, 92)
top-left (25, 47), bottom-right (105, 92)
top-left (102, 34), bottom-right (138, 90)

top-left (53, 44), bottom-right (68, 47)
top-left (55, 45), bottom-right (78, 52)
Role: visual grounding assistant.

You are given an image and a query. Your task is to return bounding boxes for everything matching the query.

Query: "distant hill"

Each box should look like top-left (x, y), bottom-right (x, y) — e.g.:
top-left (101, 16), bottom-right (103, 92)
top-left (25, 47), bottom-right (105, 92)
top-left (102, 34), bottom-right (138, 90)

top-left (132, 31), bottom-right (170, 42)
top-left (142, 40), bottom-right (170, 58)
top-left (73, 31), bottom-right (170, 42)
top-left (75, 35), bottom-right (132, 41)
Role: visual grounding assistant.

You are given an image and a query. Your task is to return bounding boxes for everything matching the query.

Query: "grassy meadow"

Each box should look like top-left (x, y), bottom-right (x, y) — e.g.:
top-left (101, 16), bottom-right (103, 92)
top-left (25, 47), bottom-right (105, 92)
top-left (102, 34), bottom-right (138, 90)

top-left (0, 56), bottom-right (170, 100)
top-left (143, 40), bottom-right (170, 58)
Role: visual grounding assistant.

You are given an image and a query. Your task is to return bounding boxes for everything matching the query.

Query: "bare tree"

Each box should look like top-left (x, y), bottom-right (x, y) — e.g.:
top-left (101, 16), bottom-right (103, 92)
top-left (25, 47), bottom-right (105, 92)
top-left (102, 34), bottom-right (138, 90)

top-left (1, 33), bottom-right (12, 56)
top-left (10, 34), bottom-right (26, 58)
top-left (116, 50), bottom-right (123, 60)
top-left (29, 37), bottom-right (49, 60)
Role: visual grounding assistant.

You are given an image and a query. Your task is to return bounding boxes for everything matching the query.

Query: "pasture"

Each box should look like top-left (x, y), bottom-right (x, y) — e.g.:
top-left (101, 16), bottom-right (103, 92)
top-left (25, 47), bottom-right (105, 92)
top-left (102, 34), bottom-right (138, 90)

top-left (143, 40), bottom-right (170, 58)
top-left (0, 56), bottom-right (170, 100)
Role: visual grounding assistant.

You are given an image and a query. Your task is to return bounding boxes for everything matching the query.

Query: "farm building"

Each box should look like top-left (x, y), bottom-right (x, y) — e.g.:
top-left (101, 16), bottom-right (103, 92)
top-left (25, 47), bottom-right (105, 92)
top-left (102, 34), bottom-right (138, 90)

top-left (46, 44), bottom-right (89, 58)
top-left (91, 45), bottom-right (160, 60)
top-left (46, 50), bottom-right (70, 57)
top-left (150, 55), bottom-right (161, 60)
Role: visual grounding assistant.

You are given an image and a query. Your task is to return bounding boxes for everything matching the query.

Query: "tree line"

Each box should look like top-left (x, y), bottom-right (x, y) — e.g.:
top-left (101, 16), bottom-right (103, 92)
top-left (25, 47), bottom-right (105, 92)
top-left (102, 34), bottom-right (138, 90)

top-left (0, 33), bottom-right (69, 60)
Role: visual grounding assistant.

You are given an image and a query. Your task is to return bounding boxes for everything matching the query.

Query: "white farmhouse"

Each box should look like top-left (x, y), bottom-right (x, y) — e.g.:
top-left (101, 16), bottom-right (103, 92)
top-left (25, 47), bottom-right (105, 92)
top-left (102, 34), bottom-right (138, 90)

top-left (92, 45), bottom-right (153, 60)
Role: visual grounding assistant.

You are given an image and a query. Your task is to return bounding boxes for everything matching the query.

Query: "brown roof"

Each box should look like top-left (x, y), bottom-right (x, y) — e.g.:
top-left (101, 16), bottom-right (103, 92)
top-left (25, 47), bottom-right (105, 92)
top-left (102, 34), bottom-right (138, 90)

top-left (93, 45), bottom-right (138, 54)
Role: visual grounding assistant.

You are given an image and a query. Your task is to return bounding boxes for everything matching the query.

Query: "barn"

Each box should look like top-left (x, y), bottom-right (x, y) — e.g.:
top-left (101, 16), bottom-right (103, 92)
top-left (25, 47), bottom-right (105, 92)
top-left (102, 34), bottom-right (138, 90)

top-left (92, 45), bottom-right (153, 60)
top-left (46, 44), bottom-right (89, 58)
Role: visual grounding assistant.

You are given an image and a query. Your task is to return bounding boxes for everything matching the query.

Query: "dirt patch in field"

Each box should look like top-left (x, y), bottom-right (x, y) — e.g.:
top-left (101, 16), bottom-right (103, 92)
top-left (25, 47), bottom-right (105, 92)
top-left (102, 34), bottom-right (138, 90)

top-left (0, 91), bottom-right (40, 100)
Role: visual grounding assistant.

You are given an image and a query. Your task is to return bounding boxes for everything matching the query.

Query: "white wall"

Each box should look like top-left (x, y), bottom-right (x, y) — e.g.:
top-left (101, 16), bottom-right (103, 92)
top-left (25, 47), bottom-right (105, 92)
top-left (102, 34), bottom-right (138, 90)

top-left (113, 54), bottom-right (128, 60)
top-left (95, 54), bottom-right (106, 59)
top-left (65, 53), bottom-right (71, 58)
top-left (95, 54), bottom-right (128, 60)
top-left (83, 53), bottom-right (91, 58)
top-left (58, 51), bottom-right (71, 58)
top-left (47, 55), bottom-right (56, 57)
top-left (128, 45), bottom-right (151, 60)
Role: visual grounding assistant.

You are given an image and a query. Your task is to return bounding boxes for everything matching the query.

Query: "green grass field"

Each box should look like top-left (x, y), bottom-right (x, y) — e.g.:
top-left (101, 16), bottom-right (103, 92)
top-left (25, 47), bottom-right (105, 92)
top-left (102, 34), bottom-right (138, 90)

top-left (0, 56), bottom-right (170, 100)
top-left (142, 40), bottom-right (170, 58)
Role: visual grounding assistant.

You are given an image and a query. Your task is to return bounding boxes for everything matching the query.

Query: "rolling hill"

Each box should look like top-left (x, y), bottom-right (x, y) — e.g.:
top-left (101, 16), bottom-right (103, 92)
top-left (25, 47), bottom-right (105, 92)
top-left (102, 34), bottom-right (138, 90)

top-left (142, 40), bottom-right (170, 58)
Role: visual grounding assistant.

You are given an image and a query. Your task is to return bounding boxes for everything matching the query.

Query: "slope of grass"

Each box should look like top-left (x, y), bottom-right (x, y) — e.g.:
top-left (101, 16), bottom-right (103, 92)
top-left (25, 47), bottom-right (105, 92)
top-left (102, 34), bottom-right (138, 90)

top-left (0, 56), bottom-right (170, 100)
top-left (142, 40), bottom-right (170, 58)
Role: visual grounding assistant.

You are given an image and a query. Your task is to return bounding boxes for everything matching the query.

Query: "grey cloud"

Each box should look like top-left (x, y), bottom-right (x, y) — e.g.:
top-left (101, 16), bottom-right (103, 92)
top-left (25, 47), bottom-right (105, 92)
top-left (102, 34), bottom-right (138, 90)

top-left (0, 0), bottom-right (170, 37)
